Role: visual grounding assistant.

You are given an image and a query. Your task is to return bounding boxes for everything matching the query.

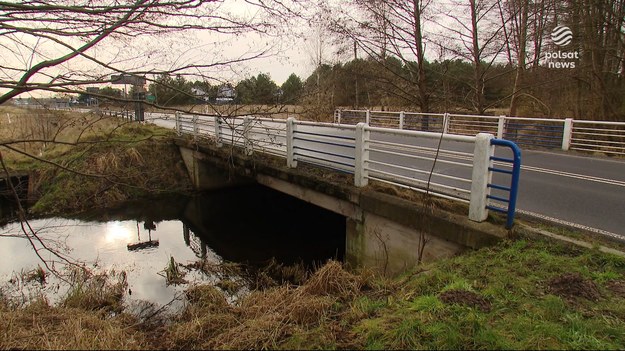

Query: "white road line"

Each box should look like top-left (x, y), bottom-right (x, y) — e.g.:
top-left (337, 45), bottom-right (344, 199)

top-left (528, 149), bottom-right (625, 165)
top-left (371, 143), bottom-right (625, 187)
top-left (519, 165), bottom-right (625, 187)
top-left (517, 209), bottom-right (624, 241)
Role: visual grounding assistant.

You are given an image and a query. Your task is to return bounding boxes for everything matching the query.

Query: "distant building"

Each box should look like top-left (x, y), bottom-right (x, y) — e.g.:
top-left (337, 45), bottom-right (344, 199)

top-left (191, 87), bottom-right (211, 102)
top-left (13, 97), bottom-right (28, 106)
top-left (216, 84), bottom-right (235, 104)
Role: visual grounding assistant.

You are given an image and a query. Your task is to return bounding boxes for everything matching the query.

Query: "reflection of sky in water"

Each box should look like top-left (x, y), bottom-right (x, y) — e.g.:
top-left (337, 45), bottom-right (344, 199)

top-left (0, 218), bottom-right (219, 307)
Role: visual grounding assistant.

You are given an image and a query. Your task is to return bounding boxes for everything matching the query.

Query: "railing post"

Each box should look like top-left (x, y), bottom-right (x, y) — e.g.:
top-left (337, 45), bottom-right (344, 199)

top-left (355, 122), bottom-right (370, 187)
top-left (243, 116), bottom-right (253, 156)
top-left (335, 109), bottom-right (342, 124)
top-left (399, 111), bottom-right (405, 130)
top-left (365, 109), bottom-right (371, 125)
top-left (562, 118), bottom-right (573, 150)
top-left (286, 117), bottom-right (297, 168)
top-left (214, 115), bottom-right (222, 147)
top-left (443, 113), bottom-right (450, 133)
top-left (175, 112), bottom-right (181, 136)
top-left (497, 116), bottom-right (506, 139)
top-left (192, 114), bottom-right (199, 141)
top-left (469, 133), bottom-right (495, 222)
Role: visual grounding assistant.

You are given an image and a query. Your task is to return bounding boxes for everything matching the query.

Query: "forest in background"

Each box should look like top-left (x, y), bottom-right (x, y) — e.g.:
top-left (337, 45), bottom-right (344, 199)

top-left (83, 0), bottom-right (625, 121)
top-left (5, 0), bottom-right (625, 122)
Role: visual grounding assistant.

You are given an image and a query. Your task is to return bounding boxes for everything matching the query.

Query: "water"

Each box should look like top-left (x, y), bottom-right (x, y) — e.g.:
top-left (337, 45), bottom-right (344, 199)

top-left (0, 185), bottom-right (346, 308)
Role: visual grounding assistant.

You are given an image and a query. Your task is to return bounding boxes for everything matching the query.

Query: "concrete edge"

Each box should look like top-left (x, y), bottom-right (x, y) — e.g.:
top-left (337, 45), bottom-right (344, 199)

top-left (515, 223), bottom-right (625, 258)
top-left (359, 190), bottom-right (509, 249)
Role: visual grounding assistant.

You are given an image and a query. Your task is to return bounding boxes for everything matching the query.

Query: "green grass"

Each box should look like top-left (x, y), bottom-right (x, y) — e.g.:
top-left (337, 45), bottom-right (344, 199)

top-left (2, 237), bottom-right (625, 349)
top-left (350, 238), bottom-right (625, 350)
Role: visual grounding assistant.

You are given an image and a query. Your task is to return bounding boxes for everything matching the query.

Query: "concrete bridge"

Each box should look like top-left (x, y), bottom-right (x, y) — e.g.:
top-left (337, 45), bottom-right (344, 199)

top-left (173, 115), bottom-right (522, 275)
top-left (138, 108), bottom-right (625, 240)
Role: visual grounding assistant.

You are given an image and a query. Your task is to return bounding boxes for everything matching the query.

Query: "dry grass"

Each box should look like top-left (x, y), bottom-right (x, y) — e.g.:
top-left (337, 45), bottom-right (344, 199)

top-left (4, 241), bottom-right (625, 350)
top-left (26, 124), bottom-right (192, 215)
top-left (0, 106), bottom-right (142, 164)
top-left (62, 268), bottom-right (128, 313)
top-left (0, 300), bottom-right (146, 350)
top-left (0, 269), bottom-right (146, 350)
top-left (161, 260), bottom-right (363, 350)
top-left (159, 257), bottom-right (187, 286)
top-left (301, 260), bottom-right (363, 300)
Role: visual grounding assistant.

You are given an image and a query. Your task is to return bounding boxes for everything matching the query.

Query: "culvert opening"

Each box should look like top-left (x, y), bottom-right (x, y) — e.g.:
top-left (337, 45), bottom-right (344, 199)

top-left (185, 184), bottom-right (346, 268)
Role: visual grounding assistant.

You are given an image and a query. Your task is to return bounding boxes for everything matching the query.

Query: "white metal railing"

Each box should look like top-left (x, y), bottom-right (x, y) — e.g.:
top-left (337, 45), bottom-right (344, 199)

top-left (176, 113), bottom-right (521, 225)
top-left (570, 120), bottom-right (625, 156)
top-left (101, 109), bottom-right (135, 120)
top-left (176, 113), bottom-right (288, 156)
top-left (336, 109), bottom-right (625, 156)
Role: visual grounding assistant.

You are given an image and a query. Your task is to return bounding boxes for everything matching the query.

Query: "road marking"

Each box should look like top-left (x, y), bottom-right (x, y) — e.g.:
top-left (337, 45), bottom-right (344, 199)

top-left (517, 209), bottom-right (625, 241)
top-left (371, 143), bottom-right (625, 187)
top-left (519, 165), bottom-right (625, 187)
top-left (528, 149), bottom-right (625, 165)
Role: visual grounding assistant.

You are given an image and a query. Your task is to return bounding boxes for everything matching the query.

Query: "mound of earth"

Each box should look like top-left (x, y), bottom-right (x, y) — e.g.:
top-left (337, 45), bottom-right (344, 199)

top-left (548, 272), bottom-right (600, 301)
top-left (439, 289), bottom-right (491, 312)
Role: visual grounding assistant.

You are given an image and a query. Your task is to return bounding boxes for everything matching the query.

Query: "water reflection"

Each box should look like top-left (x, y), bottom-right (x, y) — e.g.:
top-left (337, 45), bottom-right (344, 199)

top-left (0, 218), bottom-right (214, 307)
top-left (105, 221), bottom-right (134, 244)
top-left (0, 185), bottom-right (346, 307)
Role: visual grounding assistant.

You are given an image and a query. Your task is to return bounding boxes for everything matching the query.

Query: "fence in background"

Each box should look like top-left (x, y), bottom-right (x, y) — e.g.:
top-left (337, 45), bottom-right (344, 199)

top-left (176, 113), bottom-right (522, 228)
top-left (336, 109), bottom-right (625, 157)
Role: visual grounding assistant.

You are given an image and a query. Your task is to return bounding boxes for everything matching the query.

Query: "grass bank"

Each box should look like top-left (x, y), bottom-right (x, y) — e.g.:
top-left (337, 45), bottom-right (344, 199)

top-left (2, 234), bottom-right (625, 349)
top-left (0, 107), bottom-right (192, 215)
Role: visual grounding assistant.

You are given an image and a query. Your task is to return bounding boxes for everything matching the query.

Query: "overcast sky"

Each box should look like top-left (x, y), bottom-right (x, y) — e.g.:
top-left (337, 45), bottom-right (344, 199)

top-left (0, 0), bottom-right (320, 99)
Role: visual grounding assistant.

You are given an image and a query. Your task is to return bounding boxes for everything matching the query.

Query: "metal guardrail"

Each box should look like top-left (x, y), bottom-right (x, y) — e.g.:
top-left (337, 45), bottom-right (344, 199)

top-left (291, 120), bottom-right (356, 173)
top-left (101, 109), bottom-right (135, 120)
top-left (363, 125), bottom-right (477, 204)
top-left (336, 109), bottom-right (625, 157)
top-left (176, 113), bottom-right (522, 227)
top-left (488, 139), bottom-right (522, 229)
top-left (570, 120), bottom-right (625, 156)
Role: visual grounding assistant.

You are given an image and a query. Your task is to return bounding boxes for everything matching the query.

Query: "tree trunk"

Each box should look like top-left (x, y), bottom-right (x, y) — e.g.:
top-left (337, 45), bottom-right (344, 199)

top-left (412, 0), bottom-right (430, 113)
top-left (470, 0), bottom-right (486, 115)
top-left (509, 0), bottom-right (529, 117)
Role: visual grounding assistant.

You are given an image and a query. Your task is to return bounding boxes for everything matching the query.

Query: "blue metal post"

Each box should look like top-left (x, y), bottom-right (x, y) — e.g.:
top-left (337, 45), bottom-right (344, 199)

top-left (489, 139), bottom-right (522, 229)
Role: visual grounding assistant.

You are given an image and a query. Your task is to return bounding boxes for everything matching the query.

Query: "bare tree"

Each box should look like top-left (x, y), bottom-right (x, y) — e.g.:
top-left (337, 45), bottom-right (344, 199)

top-left (437, 0), bottom-right (508, 114)
top-left (574, 0), bottom-right (625, 120)
top-left (330, 0), bottom-right (436, 112)
top-left (0, 0), bottom-right (305, 273)
top-left (0, 0), bottom-right (299, 107)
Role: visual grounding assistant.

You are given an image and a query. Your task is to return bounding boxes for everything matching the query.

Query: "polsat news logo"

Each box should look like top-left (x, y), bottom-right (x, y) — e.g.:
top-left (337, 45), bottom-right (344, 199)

top-left (545, 25), bottom-right (579, 69)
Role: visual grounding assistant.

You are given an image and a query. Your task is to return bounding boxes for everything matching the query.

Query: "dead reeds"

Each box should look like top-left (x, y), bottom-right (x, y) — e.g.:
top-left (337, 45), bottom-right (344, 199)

top-left (163, 260), bottom-right (366, 350)
top-left (0, 268), bottom-right (146, 350)
top-left (62, 267), bottom-right (127, 313)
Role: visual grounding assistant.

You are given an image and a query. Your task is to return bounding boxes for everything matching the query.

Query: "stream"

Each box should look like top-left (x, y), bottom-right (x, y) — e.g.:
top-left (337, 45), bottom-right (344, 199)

top-left (0, 184), bottom-right (345, 312)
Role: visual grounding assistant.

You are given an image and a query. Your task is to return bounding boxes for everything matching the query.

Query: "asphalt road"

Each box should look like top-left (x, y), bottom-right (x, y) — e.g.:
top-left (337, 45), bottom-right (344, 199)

top-left (513, 150), bottom-right (625, 238)
top-left (144, 112), bottom-right (625, 240)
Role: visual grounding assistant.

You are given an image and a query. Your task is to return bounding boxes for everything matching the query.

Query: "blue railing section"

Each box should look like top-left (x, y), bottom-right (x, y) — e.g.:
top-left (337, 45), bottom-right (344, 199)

top-left (503, 121), bottom-right (564, 149)
top-left (487, 139), bottom-right (522, 229)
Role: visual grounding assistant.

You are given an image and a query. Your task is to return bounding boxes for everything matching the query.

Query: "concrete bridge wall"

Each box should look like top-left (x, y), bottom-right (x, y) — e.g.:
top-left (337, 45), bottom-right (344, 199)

top-left (177, 139), bottom-right (507, 276)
